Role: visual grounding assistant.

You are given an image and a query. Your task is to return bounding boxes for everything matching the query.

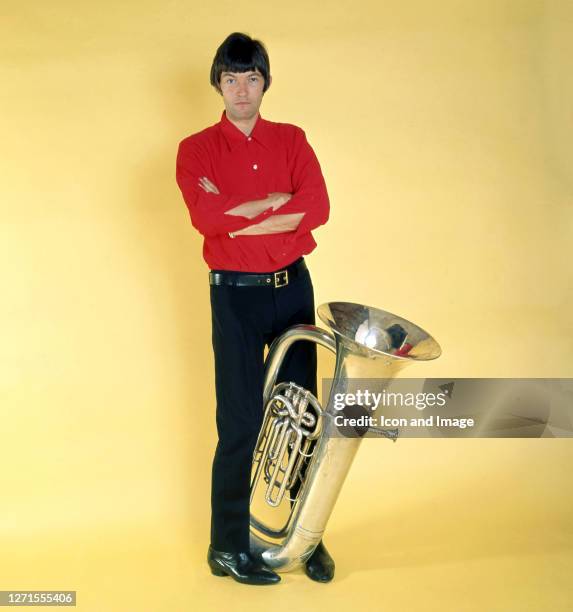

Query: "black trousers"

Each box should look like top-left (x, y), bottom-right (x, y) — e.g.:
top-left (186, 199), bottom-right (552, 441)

top-left (209, 261), bottom-right (317, 552)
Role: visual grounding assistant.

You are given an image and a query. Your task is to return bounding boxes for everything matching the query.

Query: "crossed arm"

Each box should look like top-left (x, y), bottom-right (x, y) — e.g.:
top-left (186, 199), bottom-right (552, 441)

top-left (198, 176), bottom-right (305, 237)
top-left (176, 129), bottom-right (328, 239)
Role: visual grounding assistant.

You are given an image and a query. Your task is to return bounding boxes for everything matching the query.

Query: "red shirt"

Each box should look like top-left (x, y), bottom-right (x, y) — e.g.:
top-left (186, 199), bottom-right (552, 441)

top-left (175, 111), bottom-right (330, 272)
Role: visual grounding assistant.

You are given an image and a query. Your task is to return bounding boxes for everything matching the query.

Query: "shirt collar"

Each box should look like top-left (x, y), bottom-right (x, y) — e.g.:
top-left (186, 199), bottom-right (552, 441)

top-left (219, 110), bottom-right (274, 151)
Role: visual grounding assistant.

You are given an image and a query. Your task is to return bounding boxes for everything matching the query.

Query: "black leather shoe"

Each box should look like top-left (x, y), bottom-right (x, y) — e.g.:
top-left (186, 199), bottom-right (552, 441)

top-left (304, 540), bottom-right (335, 583)
top-left (207, 546), bottom-right (281, 585)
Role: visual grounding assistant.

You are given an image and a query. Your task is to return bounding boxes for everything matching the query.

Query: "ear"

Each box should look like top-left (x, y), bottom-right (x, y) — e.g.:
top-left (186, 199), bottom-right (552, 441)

top-left (265, 74), bottom-right (272, 92)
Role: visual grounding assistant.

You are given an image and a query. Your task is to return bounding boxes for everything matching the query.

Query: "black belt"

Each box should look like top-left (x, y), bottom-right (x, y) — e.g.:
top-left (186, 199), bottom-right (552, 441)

top-left (209, 258), bottom-right (307, 288)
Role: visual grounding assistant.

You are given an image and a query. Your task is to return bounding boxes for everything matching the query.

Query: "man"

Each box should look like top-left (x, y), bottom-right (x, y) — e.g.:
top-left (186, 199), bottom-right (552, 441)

top-left (175, 32), bottom-right (333, 585)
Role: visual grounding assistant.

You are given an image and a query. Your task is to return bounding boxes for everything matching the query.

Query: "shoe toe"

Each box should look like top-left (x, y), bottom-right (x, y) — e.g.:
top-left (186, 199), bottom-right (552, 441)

top-left (305, 561), bottom-right (334, 583)
top-left (304, 544), bottom-right (335, 583)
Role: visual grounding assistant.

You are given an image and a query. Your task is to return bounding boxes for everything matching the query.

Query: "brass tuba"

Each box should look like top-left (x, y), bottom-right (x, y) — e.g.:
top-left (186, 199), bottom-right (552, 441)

top-left (249, 302), bottom-right (442, 571)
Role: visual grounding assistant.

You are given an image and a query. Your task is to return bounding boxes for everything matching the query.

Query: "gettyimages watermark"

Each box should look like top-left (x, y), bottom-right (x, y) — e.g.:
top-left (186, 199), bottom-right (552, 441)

top-left (320, 378), bottom-right (573, 438)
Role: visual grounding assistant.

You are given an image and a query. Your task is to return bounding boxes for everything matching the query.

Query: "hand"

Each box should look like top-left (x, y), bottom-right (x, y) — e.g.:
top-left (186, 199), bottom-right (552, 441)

top-left (199, 176), bottom-right (220, 194)
top-left (267, 192), bottom-right (292, 211)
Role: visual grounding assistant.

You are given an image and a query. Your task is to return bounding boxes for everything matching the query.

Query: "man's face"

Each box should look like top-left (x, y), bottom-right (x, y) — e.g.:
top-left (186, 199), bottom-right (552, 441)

top-left (219, 70), bottom-right (267, 123)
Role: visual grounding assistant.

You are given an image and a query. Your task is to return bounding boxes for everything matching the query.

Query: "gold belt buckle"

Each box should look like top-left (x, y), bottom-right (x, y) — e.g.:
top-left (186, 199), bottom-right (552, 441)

top-left (274, 269), bottom-right (289, 287)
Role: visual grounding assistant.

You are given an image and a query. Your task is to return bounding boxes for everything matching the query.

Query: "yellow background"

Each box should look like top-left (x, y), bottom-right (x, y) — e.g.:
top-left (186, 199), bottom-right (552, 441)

top-left (1, 0), bottom-right (572, 610)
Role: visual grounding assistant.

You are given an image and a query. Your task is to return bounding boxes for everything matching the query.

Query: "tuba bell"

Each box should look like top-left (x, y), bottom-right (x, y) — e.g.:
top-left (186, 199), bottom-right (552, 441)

top-left (249, 302), bottom-right (441, 571)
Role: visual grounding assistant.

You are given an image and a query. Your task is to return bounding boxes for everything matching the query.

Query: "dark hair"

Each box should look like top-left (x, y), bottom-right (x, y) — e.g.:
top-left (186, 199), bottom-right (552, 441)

top-left (210, 32), bottom-right (271, 93)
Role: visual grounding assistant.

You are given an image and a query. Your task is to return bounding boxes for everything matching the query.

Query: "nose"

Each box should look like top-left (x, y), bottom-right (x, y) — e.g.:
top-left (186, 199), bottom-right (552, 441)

top-left (236, 80), bottom-right (248, 97)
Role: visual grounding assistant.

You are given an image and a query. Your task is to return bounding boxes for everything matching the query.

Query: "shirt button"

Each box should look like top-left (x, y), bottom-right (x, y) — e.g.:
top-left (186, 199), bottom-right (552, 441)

top-left (253, 163), bottom-right (258, 170)
top-left (248, 137), bottom-right (252, 141)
